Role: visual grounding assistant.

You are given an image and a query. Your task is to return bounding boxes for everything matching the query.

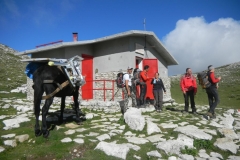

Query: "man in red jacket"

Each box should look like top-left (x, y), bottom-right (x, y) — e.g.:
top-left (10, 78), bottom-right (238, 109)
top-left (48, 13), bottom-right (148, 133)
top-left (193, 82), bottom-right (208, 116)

top-left (139, 65), bottom-right (150, 107)
top-left (206, 65), bottom-right (221, 119)
top-left (180, 68), bottom-right (197, 114)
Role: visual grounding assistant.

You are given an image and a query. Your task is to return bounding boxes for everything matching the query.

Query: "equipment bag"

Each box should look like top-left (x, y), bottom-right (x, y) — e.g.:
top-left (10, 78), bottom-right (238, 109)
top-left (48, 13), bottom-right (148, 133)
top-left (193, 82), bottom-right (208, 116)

top-left (132, 68), bottom-right (142, 85)
top-left (116, 72), bottom-right (125, 88)
top-left (197, 71), bottom-right (211, 89)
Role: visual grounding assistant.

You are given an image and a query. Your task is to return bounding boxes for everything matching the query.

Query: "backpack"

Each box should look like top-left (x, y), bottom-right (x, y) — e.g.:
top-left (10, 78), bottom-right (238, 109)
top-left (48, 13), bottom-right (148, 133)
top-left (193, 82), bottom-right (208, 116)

top-left (197, 71), bottom-right (211, 89)
top-left (132, 68), bottom-right (142, 85)
top-left (116, 72), bottom-right (125, 88)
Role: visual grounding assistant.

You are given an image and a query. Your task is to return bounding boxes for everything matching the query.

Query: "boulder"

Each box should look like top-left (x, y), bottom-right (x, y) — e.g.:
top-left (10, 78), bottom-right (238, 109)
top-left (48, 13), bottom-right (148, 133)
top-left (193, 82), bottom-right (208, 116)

top-left (124, 108), bottom-right (145, 131)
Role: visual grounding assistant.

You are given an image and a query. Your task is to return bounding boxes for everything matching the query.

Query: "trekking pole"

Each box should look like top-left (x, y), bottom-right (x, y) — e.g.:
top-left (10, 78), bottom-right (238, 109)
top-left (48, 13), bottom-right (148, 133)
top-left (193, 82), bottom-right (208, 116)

top-left (109, 88), bottom-right (120, 101)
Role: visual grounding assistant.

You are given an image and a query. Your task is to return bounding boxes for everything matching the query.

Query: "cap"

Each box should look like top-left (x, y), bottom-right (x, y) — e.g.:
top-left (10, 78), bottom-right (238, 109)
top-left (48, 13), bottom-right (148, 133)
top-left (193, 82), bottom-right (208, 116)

top-left (208, 66), bottom-right (214, 71)
top-left (127, 66), bottom-right (133, 70)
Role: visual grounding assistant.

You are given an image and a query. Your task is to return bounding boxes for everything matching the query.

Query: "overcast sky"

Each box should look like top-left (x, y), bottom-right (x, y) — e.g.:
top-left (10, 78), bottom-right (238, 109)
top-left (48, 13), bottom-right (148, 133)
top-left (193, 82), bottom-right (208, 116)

top-left (0, 0), bottom-right (239, 76)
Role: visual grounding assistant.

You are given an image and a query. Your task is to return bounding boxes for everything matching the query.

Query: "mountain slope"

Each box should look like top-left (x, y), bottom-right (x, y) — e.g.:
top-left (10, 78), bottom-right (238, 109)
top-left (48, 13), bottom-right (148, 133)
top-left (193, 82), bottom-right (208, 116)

top-left (0, 44), bottom-right (27, 92)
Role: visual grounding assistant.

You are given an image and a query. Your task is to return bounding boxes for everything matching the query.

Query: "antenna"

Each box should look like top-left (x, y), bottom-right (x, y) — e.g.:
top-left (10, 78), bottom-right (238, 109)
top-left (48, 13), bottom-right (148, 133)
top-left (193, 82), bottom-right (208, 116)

top-left (143, 18), bottom-right (146, 31)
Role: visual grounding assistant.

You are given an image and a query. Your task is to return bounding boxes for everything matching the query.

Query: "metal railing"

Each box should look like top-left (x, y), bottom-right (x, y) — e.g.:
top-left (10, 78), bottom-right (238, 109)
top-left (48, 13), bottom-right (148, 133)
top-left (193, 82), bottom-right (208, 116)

top-left (82, 80), bottom-right (121, 101)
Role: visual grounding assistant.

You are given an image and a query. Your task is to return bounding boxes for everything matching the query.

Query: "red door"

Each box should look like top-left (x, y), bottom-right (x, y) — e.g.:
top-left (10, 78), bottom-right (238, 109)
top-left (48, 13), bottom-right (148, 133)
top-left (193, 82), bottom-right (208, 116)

top-left (143, 59), bottom-right (158, 100)
top-left (81, 54), bottom-right (93, 99)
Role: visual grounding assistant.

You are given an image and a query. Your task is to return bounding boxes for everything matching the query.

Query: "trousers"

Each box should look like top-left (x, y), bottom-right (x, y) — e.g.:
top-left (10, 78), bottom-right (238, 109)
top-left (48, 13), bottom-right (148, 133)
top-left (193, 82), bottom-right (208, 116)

top-left (206, 86), bottom-right (220, 114)
top-left (153, 89), bottom-right (163, 110)
top-left (122, 86), bottom-right (137, 108)
top-left (183, 90), bottom-right (196, 112)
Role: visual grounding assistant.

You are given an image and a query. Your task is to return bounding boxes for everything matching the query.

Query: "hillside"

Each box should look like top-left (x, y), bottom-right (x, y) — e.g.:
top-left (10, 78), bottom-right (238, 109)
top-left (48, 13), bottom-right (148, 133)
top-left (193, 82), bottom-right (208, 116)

top-left (0, 44), bottom-right (27, 93)
top-left (171, 62), bottom-right (240, 109)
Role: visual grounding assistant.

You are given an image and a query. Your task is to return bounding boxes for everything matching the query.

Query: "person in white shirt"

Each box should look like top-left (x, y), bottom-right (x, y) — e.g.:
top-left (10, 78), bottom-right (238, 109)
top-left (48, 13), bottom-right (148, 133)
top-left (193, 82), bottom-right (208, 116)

top-left (122, 66), bottom-right (137, 113)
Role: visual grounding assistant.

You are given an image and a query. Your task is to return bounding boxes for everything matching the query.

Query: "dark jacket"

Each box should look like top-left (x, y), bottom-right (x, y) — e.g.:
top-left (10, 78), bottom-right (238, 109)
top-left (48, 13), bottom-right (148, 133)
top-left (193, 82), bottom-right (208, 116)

top-left (151, 78), bottom-right (166, 92)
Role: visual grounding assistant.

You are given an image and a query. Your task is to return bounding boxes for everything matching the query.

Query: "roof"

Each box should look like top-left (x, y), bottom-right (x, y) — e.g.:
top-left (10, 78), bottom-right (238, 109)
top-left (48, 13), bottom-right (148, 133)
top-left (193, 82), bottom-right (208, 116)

top-left (15, 30), bottom-right (178, 65)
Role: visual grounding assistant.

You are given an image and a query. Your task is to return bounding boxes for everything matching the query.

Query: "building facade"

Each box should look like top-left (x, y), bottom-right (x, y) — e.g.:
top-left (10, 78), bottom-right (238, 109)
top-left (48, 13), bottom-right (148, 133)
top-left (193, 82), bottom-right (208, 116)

top-left (17, 30), bottom-right (178, 102)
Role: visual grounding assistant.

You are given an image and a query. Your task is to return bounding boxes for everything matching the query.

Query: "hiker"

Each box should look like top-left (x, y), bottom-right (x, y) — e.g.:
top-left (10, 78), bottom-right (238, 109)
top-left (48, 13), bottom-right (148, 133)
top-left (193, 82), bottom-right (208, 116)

top-left (139, 65), bottom-right (150, 107)
top-left (151, 72), bottom-right (166, 112)
top-left (132, 68), bottom-right (141, 105)
top-left (180, 68), bottom-right (197, 114)
top-left (206, 65), bottom-right (221, 118)
top-left (123, 66), bottom-right (137, 110)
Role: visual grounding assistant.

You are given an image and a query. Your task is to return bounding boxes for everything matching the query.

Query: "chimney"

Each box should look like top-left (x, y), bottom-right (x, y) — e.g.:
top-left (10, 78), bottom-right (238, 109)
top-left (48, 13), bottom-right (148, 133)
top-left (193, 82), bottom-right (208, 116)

top-left (73, 32), bottom-right (78, 42)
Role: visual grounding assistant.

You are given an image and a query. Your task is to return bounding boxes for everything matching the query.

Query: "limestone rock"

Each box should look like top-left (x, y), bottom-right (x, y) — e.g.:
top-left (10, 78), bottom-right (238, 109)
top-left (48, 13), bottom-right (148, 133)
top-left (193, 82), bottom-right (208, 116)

top-left (218, 128), bottom-right (238, 140)
top-left (126, 137), bottom-right (149, 144)
top-left (147, 120), bottom-right (161, 135)
top-left (146, 134), bottom-right (166, 143)
top-left (179, 154), bottom-right (194, 160)
top-left (124, 108), bottom-right (145, 131)
top-left (147, 150), bottom-right (162, 158)
top-left (159, 122), bottom-right (178, 129)
top-left (96, 134), bottom-right (111, 141)
top-left (95, 141), bottom-right (130, 160)
top-left (65, 123), bottom-right (80, 129)
top-left (64, 129), bottom-right (76, 135)
top-left (1, 134), bottom-right (16, 138)
top-left (174, 125), bottom-right (212, 140)
top-left (227, 156), bottom-right (240, 160)
top-left (85, 113), bottom-right (94, 119)
top-left (4, 140), bottom-right (17, 147)
top-left (15, 134), bottom-right (29, 143)
top-left (61, 137), bottom-right (72, 143)
top-left (210, 152), bottom-right (223, 159)
top-left (214, 138), bottom-right (238, 154)
top-left (156, 134), bottom-right (194, 155)
top-left (73, 138), bottom-right (84, 144)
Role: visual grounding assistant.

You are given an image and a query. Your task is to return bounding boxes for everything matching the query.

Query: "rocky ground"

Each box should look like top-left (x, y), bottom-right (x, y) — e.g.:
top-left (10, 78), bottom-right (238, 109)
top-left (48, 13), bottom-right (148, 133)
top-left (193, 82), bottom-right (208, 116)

top-left (0, 97), bottom-right (240, 160)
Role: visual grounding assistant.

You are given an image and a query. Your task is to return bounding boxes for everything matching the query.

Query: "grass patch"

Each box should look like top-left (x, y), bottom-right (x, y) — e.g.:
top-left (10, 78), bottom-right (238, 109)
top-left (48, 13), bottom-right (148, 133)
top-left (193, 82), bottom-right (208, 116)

top-left (181, 146), bottom-right (197, 156)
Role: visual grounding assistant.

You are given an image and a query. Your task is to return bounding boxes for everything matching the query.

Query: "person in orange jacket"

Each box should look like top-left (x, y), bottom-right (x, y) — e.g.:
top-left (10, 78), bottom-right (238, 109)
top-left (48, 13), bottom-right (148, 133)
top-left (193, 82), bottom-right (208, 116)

top-left (180, 68), bottom-right (197, 114)
top-left (139, 65), bottom-right (150, 107)
top-left (206, 65), bottom-right (221, 119)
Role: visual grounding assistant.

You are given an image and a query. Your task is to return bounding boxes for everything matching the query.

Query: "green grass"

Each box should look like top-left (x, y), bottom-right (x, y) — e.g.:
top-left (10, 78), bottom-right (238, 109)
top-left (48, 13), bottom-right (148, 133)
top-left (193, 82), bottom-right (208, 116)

top-left (1, 104), bottom-right (240, 159)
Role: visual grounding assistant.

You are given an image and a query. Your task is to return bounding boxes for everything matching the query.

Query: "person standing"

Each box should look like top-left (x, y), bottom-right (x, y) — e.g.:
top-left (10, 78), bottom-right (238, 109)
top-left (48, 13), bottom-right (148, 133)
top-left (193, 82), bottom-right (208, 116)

top-left (122, 66), bottom-right (137, 112)
top-left (180, 68), bottom-right (197, 114)
top-left (139, 65), bottom-right (150, 107)
top-left (206, 65), bottom-right (221, 119)
top-left (151, 73), bottom-right (166, 112)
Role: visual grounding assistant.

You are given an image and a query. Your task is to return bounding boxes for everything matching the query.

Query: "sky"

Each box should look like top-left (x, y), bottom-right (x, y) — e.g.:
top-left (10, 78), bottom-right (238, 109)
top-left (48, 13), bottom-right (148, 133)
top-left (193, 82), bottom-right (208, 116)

top-left (0, 0), bottom-right (240, 75)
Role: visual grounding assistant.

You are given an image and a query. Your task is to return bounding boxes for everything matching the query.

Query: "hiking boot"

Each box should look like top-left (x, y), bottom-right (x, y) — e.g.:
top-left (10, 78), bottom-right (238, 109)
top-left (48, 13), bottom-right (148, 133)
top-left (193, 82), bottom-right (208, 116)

top-left (192, 111), bottom-right (197, 115)
top-left (182, 110), bottom-right (188, 114)
top-left (211, 113), bottom-right (216, 119)
top-left (206, 112), bottom-right (213, 118)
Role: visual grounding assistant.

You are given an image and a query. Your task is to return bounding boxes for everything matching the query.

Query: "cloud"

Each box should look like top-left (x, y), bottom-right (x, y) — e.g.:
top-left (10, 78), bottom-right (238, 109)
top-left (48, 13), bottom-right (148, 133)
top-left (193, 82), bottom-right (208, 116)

top-left (163, 17), bottom-right (240, 76)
